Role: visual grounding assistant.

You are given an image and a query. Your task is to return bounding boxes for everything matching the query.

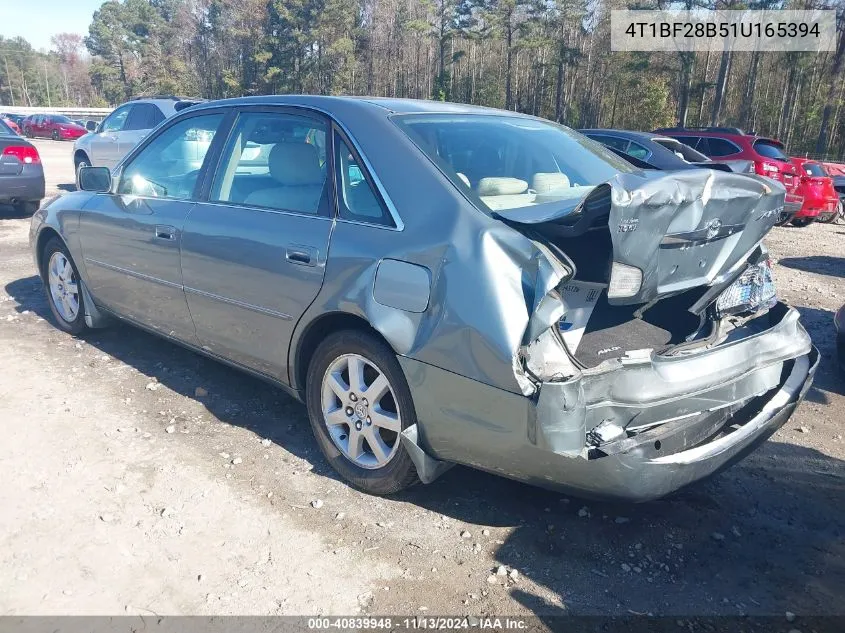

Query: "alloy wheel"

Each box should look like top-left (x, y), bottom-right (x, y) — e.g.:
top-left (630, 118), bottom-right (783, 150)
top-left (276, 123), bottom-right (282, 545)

top-left (320, 353), bottom-right (402, 469)
top-left (48, 251), bottom-right (80, 322)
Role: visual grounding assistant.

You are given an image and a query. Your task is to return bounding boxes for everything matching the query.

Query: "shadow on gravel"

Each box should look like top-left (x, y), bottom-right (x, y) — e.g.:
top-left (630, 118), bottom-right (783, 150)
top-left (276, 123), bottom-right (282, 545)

top-left (4, 274), bottom-right (340, 485)
top-left (0, 203), bottom-right (36, 219)
top-left (793, 306), bottom-right (844, 402)
top-left (57, 183), bottom-right (76, 192)
top-left (401, 442), bottom-right (845, 617)
top-left (6, 274), bottom-right (845, 618)
top-left (779, 256), bottom-right (845, 278)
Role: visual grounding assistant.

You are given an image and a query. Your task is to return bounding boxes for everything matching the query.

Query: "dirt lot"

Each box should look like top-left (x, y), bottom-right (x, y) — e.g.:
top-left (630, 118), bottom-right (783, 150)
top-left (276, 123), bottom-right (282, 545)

top-left (0, 139), bottom-right (843, 618)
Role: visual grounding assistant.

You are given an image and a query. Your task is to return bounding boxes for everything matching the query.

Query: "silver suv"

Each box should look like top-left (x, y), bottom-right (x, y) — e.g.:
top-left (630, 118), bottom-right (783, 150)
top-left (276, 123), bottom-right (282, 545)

top-left (73, 96), bottom-right (202, 173)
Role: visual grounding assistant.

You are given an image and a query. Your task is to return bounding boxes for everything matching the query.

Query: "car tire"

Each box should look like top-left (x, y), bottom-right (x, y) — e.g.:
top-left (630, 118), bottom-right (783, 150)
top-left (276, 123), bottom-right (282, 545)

top-left (790, 218), bottom-right (813, 228)
top-left (818, 201), bottom-right (843, 224)
top-left (51, 130), bottom-right (59, 141)
top-left (24, 128), bottom-right (32, 138)
top-left (75, 153), bottom-right (90, 176)
top-left (13, 201), bottom-right (39, 216)
top-left (305, 329), bottom-right (420, 495)
top-left (41, 237), bottom-right (87, 336)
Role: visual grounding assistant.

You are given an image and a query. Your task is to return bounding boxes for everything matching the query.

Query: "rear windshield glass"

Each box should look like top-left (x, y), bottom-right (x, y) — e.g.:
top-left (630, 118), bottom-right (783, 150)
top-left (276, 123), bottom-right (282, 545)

top-left (753, 140), bottom-right (789, 161)
top-left (802, 162), bottom-right (826, 177)
top-left (393, 114), bottom-right (633, 213)
top-left (0, 119), bottom-right (12, 135)
top-left (653, 138), bottom-right (709, 162)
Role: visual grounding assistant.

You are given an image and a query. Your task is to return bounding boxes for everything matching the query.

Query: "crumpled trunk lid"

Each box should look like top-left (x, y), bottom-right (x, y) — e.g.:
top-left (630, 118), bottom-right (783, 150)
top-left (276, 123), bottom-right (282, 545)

top-left (497, 169), bottom-right (784, 306)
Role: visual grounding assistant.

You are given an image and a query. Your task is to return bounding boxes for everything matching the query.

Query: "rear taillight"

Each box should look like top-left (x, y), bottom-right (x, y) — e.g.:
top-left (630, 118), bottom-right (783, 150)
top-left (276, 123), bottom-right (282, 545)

top-left (755, 161), bottom-right (780, 176)
top-left (2, 145), bottom-right (40, 164)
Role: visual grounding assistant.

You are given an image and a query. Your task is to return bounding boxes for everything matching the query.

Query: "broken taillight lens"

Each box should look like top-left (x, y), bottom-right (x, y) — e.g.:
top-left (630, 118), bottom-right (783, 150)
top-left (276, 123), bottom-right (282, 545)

top-left (607, 262), bottom-right (643, 299)
top-left (715, 260), bottom-right (776, 318)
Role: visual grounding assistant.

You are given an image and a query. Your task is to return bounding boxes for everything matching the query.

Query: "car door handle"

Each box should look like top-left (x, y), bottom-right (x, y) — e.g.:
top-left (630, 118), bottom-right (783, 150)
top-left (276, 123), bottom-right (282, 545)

top-left (285, 245), bottom-right (318, 267)
top-left (155, 225), bottom-right (176, 240)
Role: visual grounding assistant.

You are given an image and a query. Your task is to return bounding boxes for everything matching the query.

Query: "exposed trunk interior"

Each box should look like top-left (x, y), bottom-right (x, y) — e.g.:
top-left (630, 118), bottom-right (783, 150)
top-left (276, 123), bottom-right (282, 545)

top-left (552, 229), bottom-right (708, 367)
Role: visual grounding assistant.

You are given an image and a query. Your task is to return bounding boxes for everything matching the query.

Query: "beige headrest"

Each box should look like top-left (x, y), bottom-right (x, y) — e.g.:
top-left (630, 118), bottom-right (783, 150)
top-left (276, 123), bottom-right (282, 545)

top-left (269, 143), bottom-right (323, 186)
top-left (477, 177), bottom-right (528, 196)
top-left (532, 172), bottom-right (571, 193)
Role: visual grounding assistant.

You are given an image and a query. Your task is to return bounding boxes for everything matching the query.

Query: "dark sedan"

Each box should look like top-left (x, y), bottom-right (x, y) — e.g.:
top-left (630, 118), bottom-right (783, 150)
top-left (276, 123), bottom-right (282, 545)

top-left (0, 118), bottom-right (44, 215)
top-left (580, 129), bottom-right (753, 173)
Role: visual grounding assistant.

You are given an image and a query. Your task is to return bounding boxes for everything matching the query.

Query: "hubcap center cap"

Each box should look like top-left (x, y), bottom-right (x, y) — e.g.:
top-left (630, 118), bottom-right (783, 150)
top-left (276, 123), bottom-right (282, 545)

top-left (354, 402), bottom-right (368, 419)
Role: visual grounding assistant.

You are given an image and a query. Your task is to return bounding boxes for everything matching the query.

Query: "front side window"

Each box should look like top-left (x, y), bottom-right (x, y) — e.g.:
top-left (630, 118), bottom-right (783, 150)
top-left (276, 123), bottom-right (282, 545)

top-left (211, 111), bottom-right (329, 215)
top-left (118, 113), bottom-right (224, 200)
top-left (394, 114), bottom-right (633, 213)
top-left (52, 115), bottom-right (72, 125)
top-left (101, 106), bottom-right (131, 133)
top-left (334, 132), bottom-right (391, 226)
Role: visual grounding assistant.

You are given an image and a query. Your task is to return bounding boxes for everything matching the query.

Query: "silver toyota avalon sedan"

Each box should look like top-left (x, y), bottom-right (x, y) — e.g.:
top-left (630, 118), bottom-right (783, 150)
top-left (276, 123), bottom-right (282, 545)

top-left (29, 96), bottom-right (818, 501)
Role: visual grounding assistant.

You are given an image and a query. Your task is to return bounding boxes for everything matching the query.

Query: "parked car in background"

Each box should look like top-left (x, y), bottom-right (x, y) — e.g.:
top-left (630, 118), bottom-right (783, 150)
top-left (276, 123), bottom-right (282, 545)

top-left (789, 157), bottom-right (839, 226)
top-left (1, 115), bottom-right (22, 136)
top-left (821, 162), bottom-right (845, 223)
top-left (22, 114), bottom-right (87, 141)
top-left (1, 113), bottom-right (26, 128)
top-left (655, 127), bottom-right (803, 224)
top-left (0, 117), bottom-right (45, 215)
top-left (31, 96), bottom-right (816, 502)
top-left (580, 129), bottom-right (751, 173)
top-left (836, 305), bottom-right (845, 374)
top-left (73, 96), bottom-right (203, 173)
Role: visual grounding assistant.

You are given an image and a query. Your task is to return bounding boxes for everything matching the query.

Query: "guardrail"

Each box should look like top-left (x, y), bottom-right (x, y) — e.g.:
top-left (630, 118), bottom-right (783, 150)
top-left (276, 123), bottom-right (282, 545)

top-left (0, 106), bottom-right (113, 121)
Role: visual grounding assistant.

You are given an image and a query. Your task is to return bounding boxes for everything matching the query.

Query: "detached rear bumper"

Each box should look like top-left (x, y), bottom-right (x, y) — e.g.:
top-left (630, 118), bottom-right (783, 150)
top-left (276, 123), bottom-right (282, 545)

top-left (532, 303), bottom-right (816, 501)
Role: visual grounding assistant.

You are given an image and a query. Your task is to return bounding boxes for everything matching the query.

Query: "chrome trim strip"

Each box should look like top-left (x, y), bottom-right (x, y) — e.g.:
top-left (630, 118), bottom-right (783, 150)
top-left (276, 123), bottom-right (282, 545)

top-left (183, 285), bottom-right (293, 321)
top-left (85, 258), bottom-right (182, 289)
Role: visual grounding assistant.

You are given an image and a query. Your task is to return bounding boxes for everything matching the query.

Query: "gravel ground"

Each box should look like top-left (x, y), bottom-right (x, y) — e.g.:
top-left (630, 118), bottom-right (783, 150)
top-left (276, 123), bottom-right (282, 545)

top-left (0, 139), bottom-right (843, 618)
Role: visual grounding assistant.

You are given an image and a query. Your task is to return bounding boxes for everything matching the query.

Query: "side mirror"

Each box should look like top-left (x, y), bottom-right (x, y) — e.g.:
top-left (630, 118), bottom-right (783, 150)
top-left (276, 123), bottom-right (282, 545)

top-left (86, 121), bottom-right (98, 132)
top-left (78, 166), bottom-right (112, 193)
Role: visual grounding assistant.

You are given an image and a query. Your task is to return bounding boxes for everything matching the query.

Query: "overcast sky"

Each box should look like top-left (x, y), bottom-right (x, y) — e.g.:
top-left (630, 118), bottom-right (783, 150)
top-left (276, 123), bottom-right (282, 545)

top-left (0, 0), bottom-right (104, 51)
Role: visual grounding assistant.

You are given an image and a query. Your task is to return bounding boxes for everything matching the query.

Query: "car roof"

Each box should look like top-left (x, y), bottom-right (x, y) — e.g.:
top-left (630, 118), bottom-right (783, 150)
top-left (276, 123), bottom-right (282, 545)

top-left (184, 95), bottom-right (522, 118)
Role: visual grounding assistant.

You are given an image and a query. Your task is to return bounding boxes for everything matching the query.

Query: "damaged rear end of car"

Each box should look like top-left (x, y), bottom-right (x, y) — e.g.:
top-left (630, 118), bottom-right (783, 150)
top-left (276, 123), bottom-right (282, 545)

top-left (500, 169), bottom-right (817, 501)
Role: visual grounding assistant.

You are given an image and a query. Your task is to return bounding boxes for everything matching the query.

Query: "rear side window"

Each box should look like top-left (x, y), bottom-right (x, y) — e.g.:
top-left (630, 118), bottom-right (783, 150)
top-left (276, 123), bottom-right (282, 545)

top-left (587, 134), bottom-right (629, 151)
top-left (802, 162), bottom-right (825, 177)
top-left (673, 135), bottom-right (701, 149)
top-left (0, 119), bottom-right (11, 135)
top-left (653, 138), bottom-right (709, 162)
top-left (211, 111), bottom-right (329, 215)
top-left (753, 140), bottom-right (789, 161)
top-left (626, 141), bottom-right (650, 160)
top-left (704, 137), bottom-right (740, 157)
top-left (125, 104), bottom-right (165, 131)
top-left (334, 131), bottom-right (393, 226)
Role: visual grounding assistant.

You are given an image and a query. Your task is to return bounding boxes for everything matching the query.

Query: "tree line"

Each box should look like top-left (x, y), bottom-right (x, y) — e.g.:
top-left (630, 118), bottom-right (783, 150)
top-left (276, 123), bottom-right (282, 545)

top-left (0, 0), bottom-right (843, 159)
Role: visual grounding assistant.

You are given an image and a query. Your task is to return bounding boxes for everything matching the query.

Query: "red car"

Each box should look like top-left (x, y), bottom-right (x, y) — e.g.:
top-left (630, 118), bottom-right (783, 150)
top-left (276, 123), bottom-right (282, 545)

top-left (1, 116), bottom-right (21, 135)
top-left (789, 158), bottom-right (839, 226)
top-left (653, 127), bottom-right (803, 224)
top-left (22, 114), bottom-right (87, 141)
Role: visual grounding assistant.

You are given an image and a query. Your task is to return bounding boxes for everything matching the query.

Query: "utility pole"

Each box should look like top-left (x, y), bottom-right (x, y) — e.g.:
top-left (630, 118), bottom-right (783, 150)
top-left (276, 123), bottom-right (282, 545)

top-left (44, 59), bottom-right (51, 107)
top-left (2, 54), bottom-right (14, 106)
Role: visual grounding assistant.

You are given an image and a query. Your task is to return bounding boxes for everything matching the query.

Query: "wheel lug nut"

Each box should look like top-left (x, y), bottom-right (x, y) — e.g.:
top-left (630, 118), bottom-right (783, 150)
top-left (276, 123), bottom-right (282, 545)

top-left (345, 407), bottom-right (353, 416)
top-left (350, 393), bottom-right (357, 402)
top-left (355, 421), bottom-right (362, 430)
top-left (366, 418), bottom-right (372, 426)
